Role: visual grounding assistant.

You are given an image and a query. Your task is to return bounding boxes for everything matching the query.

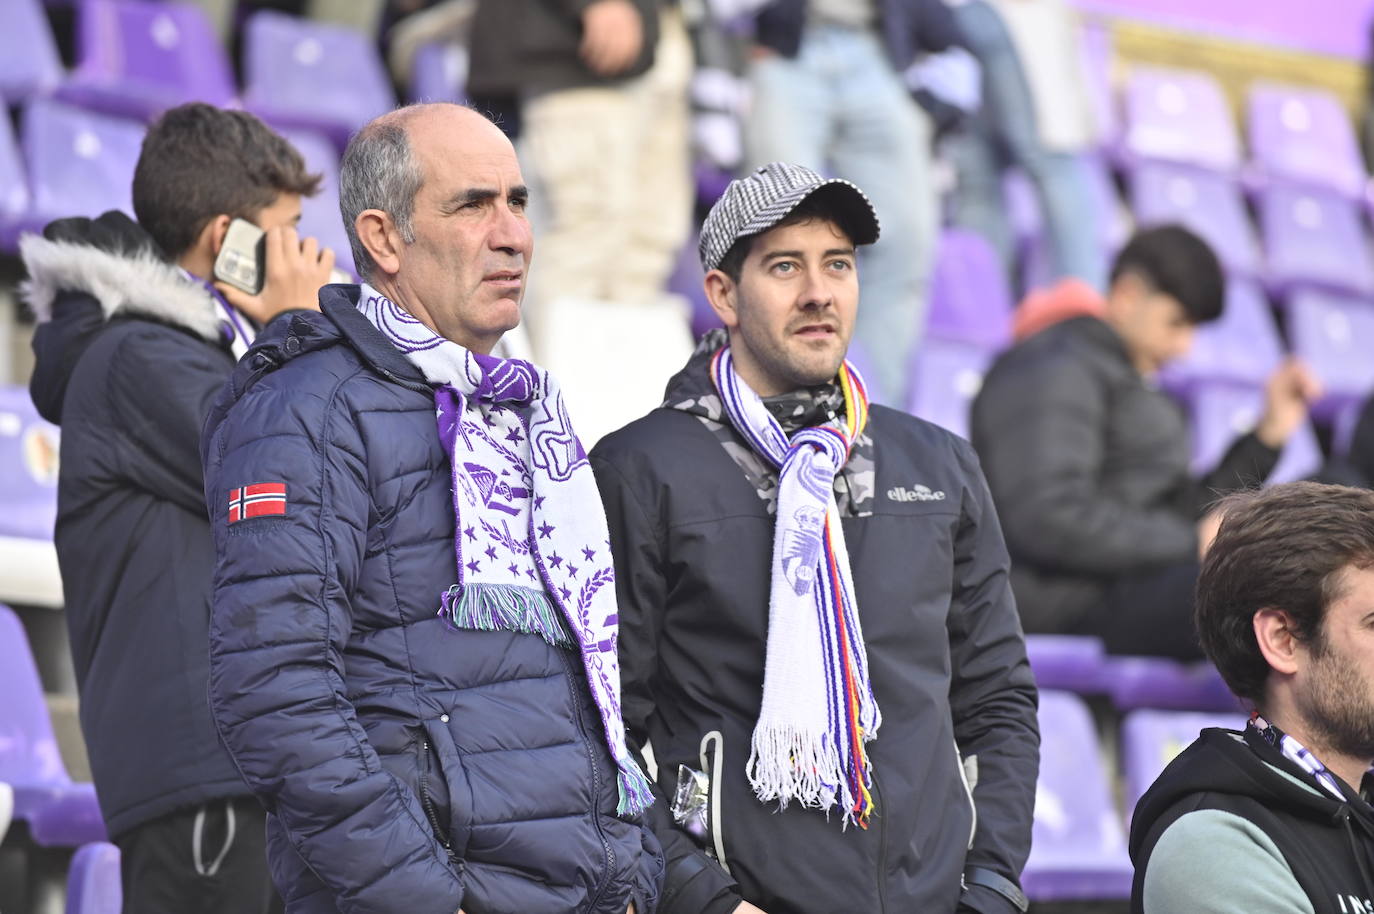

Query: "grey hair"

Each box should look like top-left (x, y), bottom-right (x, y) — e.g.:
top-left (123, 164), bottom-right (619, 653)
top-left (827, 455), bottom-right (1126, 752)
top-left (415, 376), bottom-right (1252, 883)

top-left (339, 115), bottom-right (423, 280)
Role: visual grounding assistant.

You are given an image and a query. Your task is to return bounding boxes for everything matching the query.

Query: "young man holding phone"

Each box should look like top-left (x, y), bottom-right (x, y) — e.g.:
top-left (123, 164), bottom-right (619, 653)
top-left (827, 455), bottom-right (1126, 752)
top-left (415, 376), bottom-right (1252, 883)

top-left (24, 102), bottom-right (333, 914)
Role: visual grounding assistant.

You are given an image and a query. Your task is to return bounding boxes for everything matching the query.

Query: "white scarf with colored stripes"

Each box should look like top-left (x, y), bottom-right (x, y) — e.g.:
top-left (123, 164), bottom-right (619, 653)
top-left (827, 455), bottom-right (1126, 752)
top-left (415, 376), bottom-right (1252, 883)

top-left (710, 345), bottom-right (881, 828)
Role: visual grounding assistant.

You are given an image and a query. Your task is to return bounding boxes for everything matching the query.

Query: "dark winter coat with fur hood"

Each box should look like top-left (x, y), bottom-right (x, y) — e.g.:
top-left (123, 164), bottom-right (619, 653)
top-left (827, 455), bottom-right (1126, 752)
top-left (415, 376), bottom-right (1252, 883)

top-left (23, 212), bottom-right (252, 838)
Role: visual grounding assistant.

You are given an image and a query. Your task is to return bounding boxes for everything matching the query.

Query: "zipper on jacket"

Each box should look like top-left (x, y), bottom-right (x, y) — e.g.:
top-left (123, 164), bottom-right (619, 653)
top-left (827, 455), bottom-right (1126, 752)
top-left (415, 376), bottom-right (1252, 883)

top-left (417, 736), bottom-right (454, 858)
top-left (557, 648), bottom-right (616, 909)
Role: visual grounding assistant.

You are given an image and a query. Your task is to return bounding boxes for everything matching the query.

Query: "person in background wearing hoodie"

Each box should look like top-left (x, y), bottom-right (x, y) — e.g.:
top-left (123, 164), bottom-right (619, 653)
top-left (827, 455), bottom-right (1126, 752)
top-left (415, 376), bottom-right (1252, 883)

top-left (592, 163), bottom-right (1038, 914)
top-left (971, 224), bottom-right (1320, 659)
top-left (1131, 481), bottom-right (1374, 914)
top-left (21, 102), bottom-right (332, 914)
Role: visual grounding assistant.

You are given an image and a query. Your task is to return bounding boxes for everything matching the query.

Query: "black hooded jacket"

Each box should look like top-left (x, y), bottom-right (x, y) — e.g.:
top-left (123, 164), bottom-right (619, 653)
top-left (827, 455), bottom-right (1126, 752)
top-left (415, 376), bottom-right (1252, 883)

top-left (24, 213), bottom-right (250, 838)
top-left (1130, 727), bottom-right (1374, 914)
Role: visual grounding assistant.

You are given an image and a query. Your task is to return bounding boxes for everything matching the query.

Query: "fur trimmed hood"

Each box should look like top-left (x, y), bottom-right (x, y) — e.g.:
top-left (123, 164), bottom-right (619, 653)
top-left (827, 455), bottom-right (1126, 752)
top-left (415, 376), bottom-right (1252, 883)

top-left (20, 233), bottom-right (222, 341)
top-left (23, 230), bottom-right (227, 425)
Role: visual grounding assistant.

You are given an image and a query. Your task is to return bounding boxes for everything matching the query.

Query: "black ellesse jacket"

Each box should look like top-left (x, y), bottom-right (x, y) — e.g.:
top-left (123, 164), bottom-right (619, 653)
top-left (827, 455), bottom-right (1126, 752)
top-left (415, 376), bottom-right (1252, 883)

top-left (590, 345), bottom-right (1039, 914)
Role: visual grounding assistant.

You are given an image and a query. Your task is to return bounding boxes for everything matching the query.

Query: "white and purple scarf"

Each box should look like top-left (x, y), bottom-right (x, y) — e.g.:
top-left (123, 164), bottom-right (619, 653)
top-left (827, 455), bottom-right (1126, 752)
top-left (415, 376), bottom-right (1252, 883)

top-left (358, 286), bottom-right (653, 815)
top-left (710, 345), bottom-right (882, 828)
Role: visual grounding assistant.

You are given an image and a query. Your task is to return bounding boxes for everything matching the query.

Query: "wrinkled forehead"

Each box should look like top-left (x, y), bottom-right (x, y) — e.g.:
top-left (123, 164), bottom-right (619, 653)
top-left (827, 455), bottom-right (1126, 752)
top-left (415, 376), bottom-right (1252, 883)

top-left (409, 112), bottom-right (524, 196)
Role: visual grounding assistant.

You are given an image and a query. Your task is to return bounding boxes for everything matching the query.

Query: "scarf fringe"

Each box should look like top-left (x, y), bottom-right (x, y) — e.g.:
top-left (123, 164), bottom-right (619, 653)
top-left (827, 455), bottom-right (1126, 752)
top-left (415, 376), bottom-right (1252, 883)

top-left (616, 764), bottom-right (656, 816)
top-left (746, 724), bottom-right (844, 814)
top-left (440, 583), bottom-right (573, 649)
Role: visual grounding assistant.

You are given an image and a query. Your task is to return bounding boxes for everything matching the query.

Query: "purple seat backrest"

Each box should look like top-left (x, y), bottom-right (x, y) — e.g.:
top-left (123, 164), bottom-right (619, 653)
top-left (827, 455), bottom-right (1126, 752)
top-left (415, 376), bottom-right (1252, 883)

top-left (60, 0), bottom-right (234, 119)
top-left (1260, 184), bottom-right (1374, 298)
top-left (1287, 288), bottom-right (1374, 411)
top-left (280, 128), bottom-right (355, 277)
top-left (0, 605), bottom-right (70, 786)
top-left (1187, 380), bottom-right (1323, 482)
top-left (66, 841), bottom-right (122, 914)
top-left (22, 98), bottom-right (144, 224)
top-left (0, 0), bottom-right (63, 105)
top-left (1161, 280), bottom-right (1282, 390)
top-left (905, 337), bottom-right (993, 441)
top-left (1130, 162), bottom-right (1260, 277)
top-left (926, 230), bottom-right (1013, 349)
top-left (409, 41), bottom-right (468, 104)
top-left (243, 11), bottom-right (397, 149)
top-left (0, 386), bottom-right (59, 542)
top-left (1032, 690), bottom-right (1126, 855)
top-left (1121, 710), bottom-right (1240, 817)
top-left (1123, 66), bottom-right (1240, 172)
top-left (1249, 84), bottom-right (1365, 200)
top-left (0, 113), bottom-right (32, 243)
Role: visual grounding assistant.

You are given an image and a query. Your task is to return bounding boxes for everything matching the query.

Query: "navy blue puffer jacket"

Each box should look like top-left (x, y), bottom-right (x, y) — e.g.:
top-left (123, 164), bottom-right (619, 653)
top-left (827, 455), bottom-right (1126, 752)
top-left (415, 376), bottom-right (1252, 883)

top-left (200, 285), bottom-right (663, 914)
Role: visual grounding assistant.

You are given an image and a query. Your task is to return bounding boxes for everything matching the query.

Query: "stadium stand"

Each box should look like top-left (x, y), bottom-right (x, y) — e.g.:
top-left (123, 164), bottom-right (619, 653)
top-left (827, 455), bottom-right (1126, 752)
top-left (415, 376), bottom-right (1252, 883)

top-left (62, 843), bottom-right (120, 914)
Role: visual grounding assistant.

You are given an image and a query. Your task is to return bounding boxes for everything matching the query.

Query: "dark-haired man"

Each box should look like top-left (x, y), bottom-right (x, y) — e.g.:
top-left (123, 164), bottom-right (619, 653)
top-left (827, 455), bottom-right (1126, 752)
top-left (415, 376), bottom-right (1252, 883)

top-left (592, 163), bottom-right (1038, 914)
top-left (971, 224), bottom-right (1319, 658)
top-left (1131, 481), bottom-right (1374, 914)
top-left (23, 102), bottom-right (332, 913)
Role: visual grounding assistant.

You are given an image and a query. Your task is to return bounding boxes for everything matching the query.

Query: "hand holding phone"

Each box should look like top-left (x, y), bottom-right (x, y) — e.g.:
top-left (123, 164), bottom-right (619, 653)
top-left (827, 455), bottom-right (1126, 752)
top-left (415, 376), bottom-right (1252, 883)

top-left (214, 222), bottom-right (335, 325)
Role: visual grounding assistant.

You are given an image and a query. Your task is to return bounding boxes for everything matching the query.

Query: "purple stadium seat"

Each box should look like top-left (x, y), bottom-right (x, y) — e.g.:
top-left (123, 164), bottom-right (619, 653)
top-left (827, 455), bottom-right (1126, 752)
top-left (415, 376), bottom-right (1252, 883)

top-left (1259, 184), bottom-right (1374, 299)
top-left (0, 386), bottom-right (59, 542)
top-left (1248, 83), bottom-right (1366, 201)
top-left (1121, 709), bottom-right (1241, 818)
top-left (280, 128), bottom-right (356, 277)
top-left (0, 605), bottom-right (106, 847)
top-left (1022, 690), bottom-right (1133, 901)
top-left (1187, 380), bottom-right (1323, 483)
top-left (56, 0), bottom-right (235, 121)
top-left (243, 11), bottom-right (397, 150)
top-left (1130, 162), bottom-right (1261, 277)
top-left (0, 113), bottom-right (33, 251)
top-left (0, 0), bottom-right (63, 105)
top-left (409, 41), bottom-right (468, 104)
top-left (1287, 288), bottom-right (1374, 420)
top-left (1104, 655), bottom-right (1239, 713)
top-left (905, 337), bottom-right (993, 440)
top-left (66, 841), bottom-right (122, 914)
top-left (1025, 634), bottom-right (1107, 693)
top-left (1121, 66), bottom-right (1240, 172)
top-left (926, 230), bottom-right (1013, 348)
top-left (1160, 280), bottom-right (1283, 392)
top-left (22, 97), bottom-right (145, 230)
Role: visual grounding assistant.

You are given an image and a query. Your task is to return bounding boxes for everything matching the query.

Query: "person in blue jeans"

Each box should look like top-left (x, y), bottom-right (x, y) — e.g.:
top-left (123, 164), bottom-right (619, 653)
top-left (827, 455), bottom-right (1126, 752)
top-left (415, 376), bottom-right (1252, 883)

top-left (946, 0), bottom-right (1106, 291)
top-left (743, 0), bottom-right (965, 405)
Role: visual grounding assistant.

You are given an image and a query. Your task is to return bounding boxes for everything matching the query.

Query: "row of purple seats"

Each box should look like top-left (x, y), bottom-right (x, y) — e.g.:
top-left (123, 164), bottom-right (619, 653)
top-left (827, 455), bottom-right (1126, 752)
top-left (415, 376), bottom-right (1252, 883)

top-left (1114, 64), bottom-right (1367, 204)
top-left (0, 604), bottom-right (106, 849)
top-left (1026, 634), bottom-right (1238, 713)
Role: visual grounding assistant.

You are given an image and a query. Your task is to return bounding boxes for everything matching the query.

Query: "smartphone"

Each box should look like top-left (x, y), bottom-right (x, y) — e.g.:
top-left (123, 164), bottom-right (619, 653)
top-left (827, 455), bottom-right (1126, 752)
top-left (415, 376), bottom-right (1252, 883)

top-left (213, 218), bottom-right (266, 295)
top-left (214, 218), bottom-right (353, 294)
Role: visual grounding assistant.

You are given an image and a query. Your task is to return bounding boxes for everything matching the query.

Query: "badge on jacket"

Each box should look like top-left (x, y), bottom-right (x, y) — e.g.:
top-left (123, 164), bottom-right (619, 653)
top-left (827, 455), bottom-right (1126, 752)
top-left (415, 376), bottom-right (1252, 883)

top-left (228, 483), bottom-right (287, 523)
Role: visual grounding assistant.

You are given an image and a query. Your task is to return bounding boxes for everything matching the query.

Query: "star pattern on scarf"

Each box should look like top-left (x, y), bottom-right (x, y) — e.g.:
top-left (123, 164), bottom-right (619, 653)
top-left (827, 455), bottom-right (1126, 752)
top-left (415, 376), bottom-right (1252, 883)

top-left (507, 562), bottom-right (519, 576)
top-left (549, 552), bottom-right (563, 568)
top-left (464, 526), bottom-right (477, 542)
top-left (485, 545), bottom-right (498, 560)
top-left (559, 585), bottom-right (572, 602)
top-left (538, 522), bottom-right (555, 540)
top-left (535, 496), bottom-right (546, 509)
top-left (581, 546), bottom-right (596, 561)
top-left (566, 563), bottom-right (579, 579)
top-left (525, 568), bottom-right (537, 581)
top-left (466, 558), bottom-right (480, 574)
top-left (505, 427), bottom-right (524, 445)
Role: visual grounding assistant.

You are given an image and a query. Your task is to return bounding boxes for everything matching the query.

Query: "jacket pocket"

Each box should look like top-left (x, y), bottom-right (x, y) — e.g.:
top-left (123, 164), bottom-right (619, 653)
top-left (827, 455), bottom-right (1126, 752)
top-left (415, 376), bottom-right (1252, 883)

top-left (420, 715), bottom-right (475, 862)
top-left (699, 730), bottom-right (730, 876)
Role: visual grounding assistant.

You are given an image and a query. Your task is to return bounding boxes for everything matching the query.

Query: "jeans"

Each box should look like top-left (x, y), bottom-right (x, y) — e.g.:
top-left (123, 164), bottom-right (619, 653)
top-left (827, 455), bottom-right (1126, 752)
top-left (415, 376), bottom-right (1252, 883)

top-left (948, 0), bottom-right (1106, 291)
top-left (744, 26), bottom-right (937, 405)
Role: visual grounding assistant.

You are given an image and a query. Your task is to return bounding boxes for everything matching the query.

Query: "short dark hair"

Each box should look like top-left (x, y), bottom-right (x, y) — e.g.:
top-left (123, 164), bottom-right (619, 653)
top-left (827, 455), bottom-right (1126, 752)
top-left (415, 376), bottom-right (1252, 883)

top-left (1109, 224), bottom-right (1225, 324)
top-left (132, 103), bottom-right (321, 258)
top-left (1195, 482), bottom-right (1374, 707)
top-left (715, 189), bottom-right (862, 283)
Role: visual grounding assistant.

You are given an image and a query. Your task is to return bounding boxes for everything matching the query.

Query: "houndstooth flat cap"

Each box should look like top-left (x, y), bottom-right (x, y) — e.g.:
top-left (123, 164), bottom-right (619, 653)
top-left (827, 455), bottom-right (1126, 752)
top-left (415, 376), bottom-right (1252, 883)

top-left (698, 162), bottom-right (881, 272)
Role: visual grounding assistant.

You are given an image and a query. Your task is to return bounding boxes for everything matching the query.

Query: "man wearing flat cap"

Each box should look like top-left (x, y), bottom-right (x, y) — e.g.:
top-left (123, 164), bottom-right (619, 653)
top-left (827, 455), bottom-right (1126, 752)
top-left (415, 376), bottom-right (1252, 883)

top-left (590, 163), bottom-right (1040, 914)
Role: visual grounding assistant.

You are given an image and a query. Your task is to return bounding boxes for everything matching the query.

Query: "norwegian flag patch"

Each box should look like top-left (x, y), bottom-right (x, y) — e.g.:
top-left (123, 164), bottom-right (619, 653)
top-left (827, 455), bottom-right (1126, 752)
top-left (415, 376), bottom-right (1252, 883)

top-left (228, 483), bottom-right (287, 523)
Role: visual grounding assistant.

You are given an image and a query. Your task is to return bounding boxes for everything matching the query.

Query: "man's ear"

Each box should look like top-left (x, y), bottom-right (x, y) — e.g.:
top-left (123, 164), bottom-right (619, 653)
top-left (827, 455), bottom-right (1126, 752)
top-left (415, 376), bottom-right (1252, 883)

top-left (704, 269), bottom-right (740, 329)
top-left (1254, 608), bottom-right (1303, 677)
top-left (197, 214), bottom-right (232, 258)
top-left (356, 209), bottom-right (402, 277)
